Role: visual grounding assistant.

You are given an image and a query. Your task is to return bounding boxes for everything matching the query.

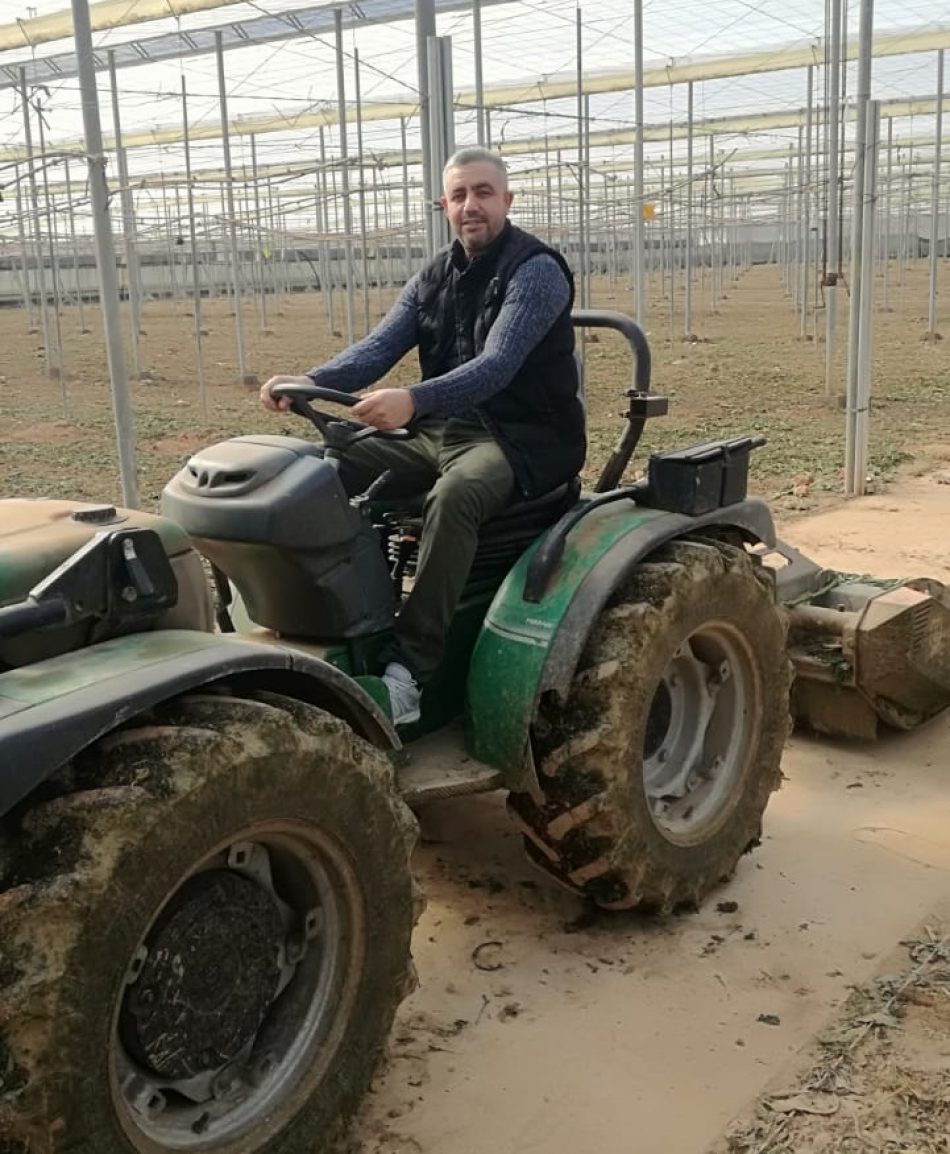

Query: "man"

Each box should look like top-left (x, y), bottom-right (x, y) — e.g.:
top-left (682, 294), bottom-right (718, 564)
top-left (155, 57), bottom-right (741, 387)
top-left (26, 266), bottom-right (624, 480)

top-left (261, 146), bottom-right (584, 724)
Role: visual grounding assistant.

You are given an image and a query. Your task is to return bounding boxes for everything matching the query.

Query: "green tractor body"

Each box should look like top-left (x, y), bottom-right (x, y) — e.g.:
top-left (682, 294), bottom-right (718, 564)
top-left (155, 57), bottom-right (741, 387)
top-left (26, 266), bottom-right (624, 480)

top-left (2, 311), bottom-right (949, 1154)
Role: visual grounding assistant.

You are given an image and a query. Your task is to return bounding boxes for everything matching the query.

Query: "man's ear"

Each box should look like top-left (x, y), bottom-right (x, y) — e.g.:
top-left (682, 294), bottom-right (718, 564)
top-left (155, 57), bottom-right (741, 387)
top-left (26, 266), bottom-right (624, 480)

top-left (439, 194), bottom-right (449, 214)
top-left (505, 190), bottom-right (514, 210)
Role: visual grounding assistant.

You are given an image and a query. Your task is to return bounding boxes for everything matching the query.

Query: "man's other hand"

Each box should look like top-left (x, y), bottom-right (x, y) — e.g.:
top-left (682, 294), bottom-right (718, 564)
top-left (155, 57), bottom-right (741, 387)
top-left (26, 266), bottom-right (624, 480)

top-left (260, 374), bottom-right (314, 411)
top-left (352, 388), bottom-right (416, 431)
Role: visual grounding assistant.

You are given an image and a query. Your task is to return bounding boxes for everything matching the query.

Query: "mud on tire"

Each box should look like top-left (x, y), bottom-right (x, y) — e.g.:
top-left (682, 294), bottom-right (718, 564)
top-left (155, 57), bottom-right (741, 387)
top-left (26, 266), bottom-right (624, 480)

top-left (0, 690), bottom-right (421, 1154)
top-left (511, 540), bottom-right (790, 912)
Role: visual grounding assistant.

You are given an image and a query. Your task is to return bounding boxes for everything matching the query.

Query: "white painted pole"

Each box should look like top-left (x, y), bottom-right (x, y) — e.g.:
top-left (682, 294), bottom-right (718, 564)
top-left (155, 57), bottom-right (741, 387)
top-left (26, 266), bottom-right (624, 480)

top-left (473, 0), bottom-right (485, 146)
top-left (334, 9), bottom-right (355, 342)
top-left (633, 0), bottom-right (645, 326)
top-left (108, 50), bottom-right (142, 377)
top-left (824, 0), bottom-right (843, 400)
top-left (354, 48), bottom-right (371, 334)
top-left (215, 31), bottom-right (250, 383)
top-left (20, 68), bottom-right (51, 373)
top-left (415, 0), bottom-right (437, 257)
top-left (844, 0), bottom-right (876, 497)
top-left (800, 66), bottom-right (813, 339)
top-left (928, 49), bottom-right (945, 337)
top-left (70, 0), bottom-right (138, 507)
top-left (853, 101), bottom-right (881, 495)
top-left (181, 75), bottom-right (207, 421)
top-left (685, 80), bottom-right (694, 337)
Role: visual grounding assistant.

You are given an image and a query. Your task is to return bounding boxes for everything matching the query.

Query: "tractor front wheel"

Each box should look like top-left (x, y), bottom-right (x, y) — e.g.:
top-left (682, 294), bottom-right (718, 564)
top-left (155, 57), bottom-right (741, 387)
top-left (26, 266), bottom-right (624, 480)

top-left (0, 690), bottom-right (420, 1154)
top-left (513, 540), bottom-right (790, 912)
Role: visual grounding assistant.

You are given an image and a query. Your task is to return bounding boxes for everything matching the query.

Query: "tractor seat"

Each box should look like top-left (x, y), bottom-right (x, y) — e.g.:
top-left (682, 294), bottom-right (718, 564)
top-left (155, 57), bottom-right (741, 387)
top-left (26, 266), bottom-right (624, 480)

top-left (470, 477), bottom-right (582, 577)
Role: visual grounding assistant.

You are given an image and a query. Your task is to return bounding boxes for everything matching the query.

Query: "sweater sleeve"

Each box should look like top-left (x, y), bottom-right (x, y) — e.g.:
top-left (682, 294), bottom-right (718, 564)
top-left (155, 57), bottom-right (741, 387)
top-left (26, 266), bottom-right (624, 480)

top-left (306, 275), bottom-right (421, 392)
top-left (409, 254), bottom-right (570, 418)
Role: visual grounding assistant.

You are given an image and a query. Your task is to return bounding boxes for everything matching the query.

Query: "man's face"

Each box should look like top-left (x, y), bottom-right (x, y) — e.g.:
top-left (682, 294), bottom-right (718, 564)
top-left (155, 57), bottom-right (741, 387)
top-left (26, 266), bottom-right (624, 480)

top-left (440, 161), bottom-right (514, 255)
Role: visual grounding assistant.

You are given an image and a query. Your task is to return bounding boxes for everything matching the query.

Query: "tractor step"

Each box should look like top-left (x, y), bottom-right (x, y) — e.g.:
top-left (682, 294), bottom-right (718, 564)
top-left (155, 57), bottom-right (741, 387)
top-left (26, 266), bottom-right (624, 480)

top-left (396, 723), bottom-right (503, 805)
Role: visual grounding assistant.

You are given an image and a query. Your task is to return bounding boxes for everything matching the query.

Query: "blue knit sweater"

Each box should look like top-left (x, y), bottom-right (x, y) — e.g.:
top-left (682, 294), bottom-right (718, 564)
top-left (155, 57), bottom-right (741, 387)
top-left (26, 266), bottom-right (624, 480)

top-left (307, 252), bottom-right (570, 418)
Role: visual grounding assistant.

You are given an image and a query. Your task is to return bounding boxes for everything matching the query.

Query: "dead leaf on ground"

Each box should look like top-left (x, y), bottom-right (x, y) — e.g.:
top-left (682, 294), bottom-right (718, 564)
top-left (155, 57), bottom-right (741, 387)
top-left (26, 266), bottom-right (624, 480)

top-left (767, 1092), bottom-right (840, 1116)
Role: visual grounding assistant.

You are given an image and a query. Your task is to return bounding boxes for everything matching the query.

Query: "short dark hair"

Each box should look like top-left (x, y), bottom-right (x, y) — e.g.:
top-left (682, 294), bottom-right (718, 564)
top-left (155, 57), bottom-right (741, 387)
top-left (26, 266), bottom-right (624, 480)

top-left (442, 147), bottom-right (508, 190)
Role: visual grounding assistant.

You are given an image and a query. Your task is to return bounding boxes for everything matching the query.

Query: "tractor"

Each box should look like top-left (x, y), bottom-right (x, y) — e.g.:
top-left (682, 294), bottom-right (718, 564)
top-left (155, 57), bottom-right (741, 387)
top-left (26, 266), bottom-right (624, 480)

top-left (1, 311), bottom-right (948, 1154)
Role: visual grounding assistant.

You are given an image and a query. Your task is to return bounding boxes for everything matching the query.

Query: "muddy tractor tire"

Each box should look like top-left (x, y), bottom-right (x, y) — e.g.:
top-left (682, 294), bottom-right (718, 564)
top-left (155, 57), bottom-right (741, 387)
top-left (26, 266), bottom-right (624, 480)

top-left (0, 691), bottom-right (421, 1154)
top-left (513, 539), bottom-right (790, 912)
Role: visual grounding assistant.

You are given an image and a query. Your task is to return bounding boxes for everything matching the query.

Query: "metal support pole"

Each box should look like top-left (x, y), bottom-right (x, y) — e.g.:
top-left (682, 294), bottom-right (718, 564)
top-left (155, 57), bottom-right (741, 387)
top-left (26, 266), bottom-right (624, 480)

top-left (13, 164), bottom-right (35, 326)
top-left (70, 0), bottom-right (138, 507)
top-left (800, 66), bottom-right (813, 338)
top-left (400, 117), bottom-right (412, 281)
top-left (317, 127), bottom-right (335, 329)
top-left (575, 9), bottom-right (588, 315)
top-left (34, 100), bottom-right (66, 398)
top-left (850, 101), bottom-right (880, 496)
top-left (584, 91), bottom-right (592, 302)
top-left (181, 75), bottom-right (207, 420)
top-left (415, 0), bottom-right (437, 256)
top-left (882, 117), bottom-right (893, 310)
top-left (161, 173), bottom-right (178, 301)
top-left (899, 162), bottom-right (909, 287)
top-left (427, 35), bottom-right (455, 251)
top-left (215, 32), bottom-right (251, 383)
top-left (795, 125), bottom-right (804, 312)
top-left (928, 49), bottom-right (944, 336)
top-left (334, 11), bottom-right (356, 342)
top-left (250, 134), bottom-right (269, 332)
top-left (354, 48), bottom-right (371, 333)
top-left (473, 0), bottom-right (485, 146)
top-left (633, 0), bottom-right (645, 325)
top-left (685, 80), bottom-right (694, 337)
top-left (173, 181), bottom-right (184, 303)
top-left (668, 100), bottom-right (676, 333)
top-left (844, 0), bottom-right (877, 496)
top-left (824, 0), bottom-right (843, 399)
top-left (556, 149), bottom-right (566, 257)
top-left (710, 136), bottom-right (718, 310)
top-left (20, 68), bottom-right (51, 371)
top-left (108, 50), bottom-right (142, 376)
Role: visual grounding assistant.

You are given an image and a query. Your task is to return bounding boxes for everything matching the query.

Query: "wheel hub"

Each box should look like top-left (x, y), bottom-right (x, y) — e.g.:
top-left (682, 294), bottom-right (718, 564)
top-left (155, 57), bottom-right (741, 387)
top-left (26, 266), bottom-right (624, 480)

top-left (642, 624), bottom-right (754, 840)
top-left (121, 870), bottom-right (284, 1081)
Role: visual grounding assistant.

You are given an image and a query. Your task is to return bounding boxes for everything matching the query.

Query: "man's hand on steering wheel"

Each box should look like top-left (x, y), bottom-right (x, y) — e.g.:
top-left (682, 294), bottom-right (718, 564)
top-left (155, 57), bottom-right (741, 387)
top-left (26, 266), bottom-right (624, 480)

top-left (260, 374), bottom-right (313, 412)
top-left (352, 388), bottom-right (416, 431)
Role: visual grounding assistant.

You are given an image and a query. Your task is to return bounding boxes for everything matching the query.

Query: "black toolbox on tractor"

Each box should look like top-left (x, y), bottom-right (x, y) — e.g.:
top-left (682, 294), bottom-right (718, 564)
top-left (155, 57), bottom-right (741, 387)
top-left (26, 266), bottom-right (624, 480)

top-left (647, 435), bottom-right (766, 516)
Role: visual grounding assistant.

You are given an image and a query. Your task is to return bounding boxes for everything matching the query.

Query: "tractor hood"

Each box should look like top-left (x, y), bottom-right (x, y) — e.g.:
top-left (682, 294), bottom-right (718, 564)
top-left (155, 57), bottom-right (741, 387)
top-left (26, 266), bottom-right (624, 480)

top-left (0, 499), bottom-right (213, 669)
top-left (0, 499), bottom-right (193, 608)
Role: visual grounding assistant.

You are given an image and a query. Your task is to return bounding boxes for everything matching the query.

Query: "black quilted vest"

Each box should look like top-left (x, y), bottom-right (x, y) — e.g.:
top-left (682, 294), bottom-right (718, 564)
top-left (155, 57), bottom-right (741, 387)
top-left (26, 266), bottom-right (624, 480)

top-left (415, 222), bottom-right (585, 500)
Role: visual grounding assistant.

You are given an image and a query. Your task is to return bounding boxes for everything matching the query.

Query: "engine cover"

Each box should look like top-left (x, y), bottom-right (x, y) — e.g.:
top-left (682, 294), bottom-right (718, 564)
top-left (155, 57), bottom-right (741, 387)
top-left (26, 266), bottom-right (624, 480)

top-left (162, 435), bottom-right (395, 640)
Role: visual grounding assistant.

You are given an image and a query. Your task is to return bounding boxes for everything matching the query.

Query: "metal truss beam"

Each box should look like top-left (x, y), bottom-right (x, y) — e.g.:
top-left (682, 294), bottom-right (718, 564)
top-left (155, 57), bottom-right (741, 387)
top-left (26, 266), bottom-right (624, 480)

top-left (0, 0), bottom-right (516, 90)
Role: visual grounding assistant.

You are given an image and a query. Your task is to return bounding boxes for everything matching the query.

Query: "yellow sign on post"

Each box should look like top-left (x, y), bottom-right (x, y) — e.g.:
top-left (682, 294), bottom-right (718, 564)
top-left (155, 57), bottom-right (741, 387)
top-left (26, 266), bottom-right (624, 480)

top-left (643, 203), bottom-right (655, 221)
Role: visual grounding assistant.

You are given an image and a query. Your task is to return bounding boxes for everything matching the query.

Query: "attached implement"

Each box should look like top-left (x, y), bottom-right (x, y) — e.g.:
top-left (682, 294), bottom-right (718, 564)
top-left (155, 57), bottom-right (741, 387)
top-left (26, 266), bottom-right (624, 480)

top-left (1, 310), bottom-right (947, 1154)
top-left (770, 539), bottom-right (950, 739)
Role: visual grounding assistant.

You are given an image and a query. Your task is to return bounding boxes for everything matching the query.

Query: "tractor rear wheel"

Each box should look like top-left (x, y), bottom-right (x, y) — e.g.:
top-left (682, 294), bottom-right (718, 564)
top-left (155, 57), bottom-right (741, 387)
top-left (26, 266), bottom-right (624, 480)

top-left (0, 690), bottom-right (420, 1154)
top-left (512, 540), bottom-right (789, 912)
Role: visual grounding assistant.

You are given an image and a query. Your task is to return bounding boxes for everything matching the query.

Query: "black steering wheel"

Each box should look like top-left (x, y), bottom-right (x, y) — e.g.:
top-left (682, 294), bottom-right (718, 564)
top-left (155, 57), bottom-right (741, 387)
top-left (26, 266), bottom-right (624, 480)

top-left (271, 383), bottom-right (410, 443)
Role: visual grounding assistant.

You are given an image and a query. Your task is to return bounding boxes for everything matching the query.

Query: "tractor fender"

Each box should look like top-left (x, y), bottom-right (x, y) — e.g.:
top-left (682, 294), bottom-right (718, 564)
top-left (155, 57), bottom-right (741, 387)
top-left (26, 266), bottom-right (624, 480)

top-left (0, 629), bottom-right (398, 818)
top-left (466, 497), bottom-right (775, 794)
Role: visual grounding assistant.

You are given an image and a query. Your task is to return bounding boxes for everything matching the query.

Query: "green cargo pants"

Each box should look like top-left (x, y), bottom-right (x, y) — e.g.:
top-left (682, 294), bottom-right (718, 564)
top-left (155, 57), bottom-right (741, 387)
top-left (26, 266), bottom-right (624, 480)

top-left (336, 417), bottom-right (515, 682)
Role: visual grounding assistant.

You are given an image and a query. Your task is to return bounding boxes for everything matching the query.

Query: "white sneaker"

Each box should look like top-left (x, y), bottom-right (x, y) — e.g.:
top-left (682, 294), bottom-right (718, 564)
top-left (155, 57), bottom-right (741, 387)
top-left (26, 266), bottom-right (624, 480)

top-left (381, 662), bottom-right (422, 726)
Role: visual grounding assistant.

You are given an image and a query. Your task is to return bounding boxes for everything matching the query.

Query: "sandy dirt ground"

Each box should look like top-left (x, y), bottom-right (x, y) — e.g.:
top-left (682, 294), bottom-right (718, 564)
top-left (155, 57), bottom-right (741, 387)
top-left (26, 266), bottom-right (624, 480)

top-left (343, 475), bottom-right (950, 1154)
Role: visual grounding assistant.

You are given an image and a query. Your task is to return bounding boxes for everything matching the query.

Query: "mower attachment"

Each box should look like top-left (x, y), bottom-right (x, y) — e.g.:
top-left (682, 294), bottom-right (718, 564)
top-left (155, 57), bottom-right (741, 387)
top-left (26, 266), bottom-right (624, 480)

top-left (766, 539), bottom-right (950, 738)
